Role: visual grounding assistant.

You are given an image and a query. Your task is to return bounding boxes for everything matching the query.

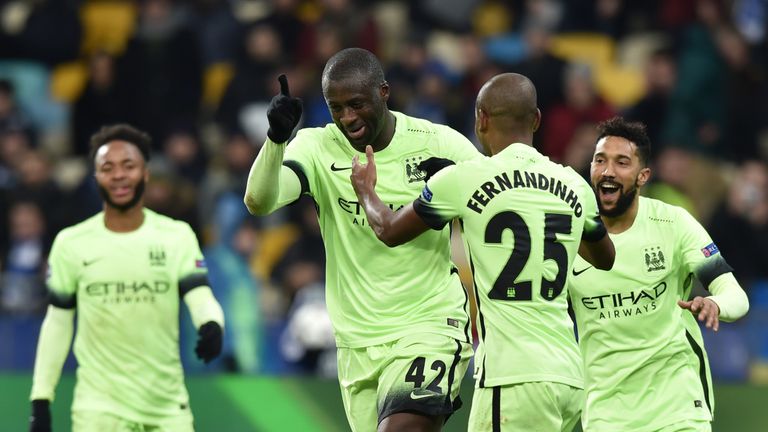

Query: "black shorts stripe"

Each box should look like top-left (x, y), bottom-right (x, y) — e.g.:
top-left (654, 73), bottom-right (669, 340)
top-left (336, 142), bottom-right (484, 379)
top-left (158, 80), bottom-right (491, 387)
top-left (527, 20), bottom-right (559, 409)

top-left (179, 273), bottom-right (210, 297)
top-left (492, 386), bottom-right (501, 432)
top-left (283, 160), bottom-right (310, 196)
top-left (446, 339), bottom-right (463, 412)
top-left (467, 242), bottom-right (488, 388)
top-left (450, 266), bottom-right (472, 345)
top-left (685, 330), bottom-right (712, 414)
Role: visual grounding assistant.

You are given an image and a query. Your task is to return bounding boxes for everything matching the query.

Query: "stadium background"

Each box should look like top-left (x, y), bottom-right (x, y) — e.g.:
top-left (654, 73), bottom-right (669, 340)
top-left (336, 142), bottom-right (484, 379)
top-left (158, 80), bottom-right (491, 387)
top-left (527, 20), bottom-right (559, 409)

top-left (0, 0), bottom-right (767, 430)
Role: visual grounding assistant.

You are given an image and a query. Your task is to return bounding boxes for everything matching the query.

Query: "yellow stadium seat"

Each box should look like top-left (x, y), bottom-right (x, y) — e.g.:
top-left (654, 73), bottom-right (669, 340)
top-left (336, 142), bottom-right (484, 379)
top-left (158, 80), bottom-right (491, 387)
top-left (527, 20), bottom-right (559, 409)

top-left (251, 224), bottom-right (300, 280)
top-left (50, 61), bottom-right (88, 103)
top-left (203, 62), bottom-right (235, 110)
top-left (79, 1), bottom-right (137, 56)
top-left (595, 63), bottom-right (645, 108)
top-left (549, 32), bottom-right (615, 65)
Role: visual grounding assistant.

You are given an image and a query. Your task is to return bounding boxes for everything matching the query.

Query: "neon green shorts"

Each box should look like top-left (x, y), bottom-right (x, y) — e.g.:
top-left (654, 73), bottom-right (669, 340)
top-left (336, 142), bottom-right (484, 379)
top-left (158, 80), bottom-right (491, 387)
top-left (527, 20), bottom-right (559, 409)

top-left (468, 381), bottom-right (583, 432)
top-left (337, 333), bottom-right (472, 431)
top-left (72, 410), bottom-right (193, 432)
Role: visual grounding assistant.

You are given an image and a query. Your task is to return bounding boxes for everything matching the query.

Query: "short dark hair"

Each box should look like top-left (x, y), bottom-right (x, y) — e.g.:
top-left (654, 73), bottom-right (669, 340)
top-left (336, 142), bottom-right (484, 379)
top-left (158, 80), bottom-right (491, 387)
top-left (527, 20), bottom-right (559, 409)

top-left (89, 124), bottom-right (152, 164)
top-left (596, 117), bottom-right (651, 166)
top-left (322, 48), bottom-right (385, 91)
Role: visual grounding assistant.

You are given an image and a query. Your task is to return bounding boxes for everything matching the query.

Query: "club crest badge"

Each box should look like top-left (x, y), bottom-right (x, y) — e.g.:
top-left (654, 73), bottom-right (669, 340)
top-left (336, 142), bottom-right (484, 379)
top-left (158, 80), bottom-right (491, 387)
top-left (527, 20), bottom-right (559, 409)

top-left (644, 246), bottom-right (666, 272)
top-left (149, 245), bottom-right (166, 267)
top-left (403, 155), bottom-right (425, 183)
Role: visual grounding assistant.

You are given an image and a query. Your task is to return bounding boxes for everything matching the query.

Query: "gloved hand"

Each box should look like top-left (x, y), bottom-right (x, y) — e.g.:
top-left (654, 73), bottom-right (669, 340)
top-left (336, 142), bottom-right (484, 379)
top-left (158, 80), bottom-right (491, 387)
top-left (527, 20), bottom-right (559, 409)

top-left (29, 399), bottom-right (51, 432)
top-left (195, 321), bottom-right (223, 364)
top-left (267, 74), bottom-right (303, 143)
top-left (417, 157), bottom-right (456, 182)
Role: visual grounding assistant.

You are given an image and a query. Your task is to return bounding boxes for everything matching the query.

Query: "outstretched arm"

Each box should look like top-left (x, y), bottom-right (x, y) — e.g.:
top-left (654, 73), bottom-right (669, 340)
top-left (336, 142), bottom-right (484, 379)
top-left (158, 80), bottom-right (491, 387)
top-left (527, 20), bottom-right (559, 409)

top-left (678, 272), bottom-right (749, 332)
top-left (351, 145), bottom-right (431, 247)
top-left (244, 74), bottom-right (304, 215)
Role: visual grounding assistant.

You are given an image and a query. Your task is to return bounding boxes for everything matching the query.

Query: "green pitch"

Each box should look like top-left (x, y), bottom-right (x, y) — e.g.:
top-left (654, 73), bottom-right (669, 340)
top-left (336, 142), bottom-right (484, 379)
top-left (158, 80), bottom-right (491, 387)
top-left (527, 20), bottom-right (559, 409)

top-left (1, 374), bottom-right (765, 431)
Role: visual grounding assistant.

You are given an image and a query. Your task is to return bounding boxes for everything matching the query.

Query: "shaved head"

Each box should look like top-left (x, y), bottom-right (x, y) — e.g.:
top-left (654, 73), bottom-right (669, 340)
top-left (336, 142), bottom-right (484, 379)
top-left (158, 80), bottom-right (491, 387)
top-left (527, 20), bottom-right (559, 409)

top-left (476, 73), bottom-right (538, 131)
top-left (474, 73), bottom-right (541, 155)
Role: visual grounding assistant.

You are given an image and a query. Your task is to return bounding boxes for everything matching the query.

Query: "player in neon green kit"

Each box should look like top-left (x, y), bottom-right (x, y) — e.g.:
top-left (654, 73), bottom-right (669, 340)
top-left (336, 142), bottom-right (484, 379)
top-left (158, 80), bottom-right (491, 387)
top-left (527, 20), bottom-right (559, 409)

top-left (29, 125), bottom-right (225, 432)
top-left (568, 117), bottom-right (750, 431)
top-left (244, 48), bottom-right (480, 431)
top-left (349, 73), bottom-right (615, 431)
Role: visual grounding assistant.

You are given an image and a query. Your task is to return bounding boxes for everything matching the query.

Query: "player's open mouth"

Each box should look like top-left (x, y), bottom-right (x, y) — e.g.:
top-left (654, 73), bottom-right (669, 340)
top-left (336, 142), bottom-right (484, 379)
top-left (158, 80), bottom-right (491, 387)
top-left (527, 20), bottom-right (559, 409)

top-left (346, 125), bottom-right (366, 140)
top-left (112, 186), bottom-right (132, 198)
top-left (598, 182), bottom-right (621, 201)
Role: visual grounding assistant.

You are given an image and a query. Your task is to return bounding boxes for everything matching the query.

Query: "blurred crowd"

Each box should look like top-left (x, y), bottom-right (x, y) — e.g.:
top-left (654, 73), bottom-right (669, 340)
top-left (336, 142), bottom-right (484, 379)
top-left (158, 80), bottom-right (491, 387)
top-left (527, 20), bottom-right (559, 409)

top-left (0, 0), bottom-right (767, 379)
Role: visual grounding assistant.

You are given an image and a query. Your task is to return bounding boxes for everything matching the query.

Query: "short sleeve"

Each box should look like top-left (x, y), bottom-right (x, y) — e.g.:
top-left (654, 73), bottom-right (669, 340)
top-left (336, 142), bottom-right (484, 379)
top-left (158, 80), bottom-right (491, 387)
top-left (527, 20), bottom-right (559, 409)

top-left (413, 164), bottom-right (462, 230)
top-left (46, 234), bottom-right (77, 309)
top-left (676, 207), bottom-right (733, 287)
top-left (436, 125), bottom-right (483, 163)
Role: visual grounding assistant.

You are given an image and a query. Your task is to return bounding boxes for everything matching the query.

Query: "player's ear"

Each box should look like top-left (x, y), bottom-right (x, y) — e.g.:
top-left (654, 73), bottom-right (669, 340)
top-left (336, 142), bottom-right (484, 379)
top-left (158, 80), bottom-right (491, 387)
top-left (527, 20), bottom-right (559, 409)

top-left (379, 81), bottom-right (389, 102)
top-left (637, 167), bottom-right (651, 187)
top-left (532, 108), bottom-right (541, 133)
top-left (476, 107), bottom-right (489, 133)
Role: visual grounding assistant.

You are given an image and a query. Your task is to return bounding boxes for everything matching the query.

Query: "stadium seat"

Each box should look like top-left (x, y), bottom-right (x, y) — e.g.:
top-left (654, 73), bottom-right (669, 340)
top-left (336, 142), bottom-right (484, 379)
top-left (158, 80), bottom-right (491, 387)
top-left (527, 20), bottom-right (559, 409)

top-left (202, 62), bottom-right (235, 110)
top-left (50, 61), bottom-right (88, 103)
top-left (79, 0), bottom-right (137, 56)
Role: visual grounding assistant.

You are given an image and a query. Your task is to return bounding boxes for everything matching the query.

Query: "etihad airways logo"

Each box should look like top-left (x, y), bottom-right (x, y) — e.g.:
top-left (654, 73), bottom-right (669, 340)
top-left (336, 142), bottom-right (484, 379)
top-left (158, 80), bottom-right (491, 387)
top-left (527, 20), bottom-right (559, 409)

top-left (580, 282), bottom-right (667, 320)
top-left (86, 280), bottom-right (171, 305)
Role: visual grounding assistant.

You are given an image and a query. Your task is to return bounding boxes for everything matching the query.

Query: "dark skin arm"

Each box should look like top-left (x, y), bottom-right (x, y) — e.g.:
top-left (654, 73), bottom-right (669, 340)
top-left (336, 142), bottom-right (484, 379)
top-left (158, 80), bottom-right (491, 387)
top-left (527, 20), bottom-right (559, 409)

top-left (350, 145), bottom-right (431, 247)
top-left (578, 233), bottom-right (615, 271)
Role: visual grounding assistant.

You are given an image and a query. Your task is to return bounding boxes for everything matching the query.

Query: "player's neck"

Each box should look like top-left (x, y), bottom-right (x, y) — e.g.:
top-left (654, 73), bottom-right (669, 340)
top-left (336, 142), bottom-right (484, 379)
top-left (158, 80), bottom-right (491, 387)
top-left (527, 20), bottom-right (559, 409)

top-left (602, 198), bottom-right (640, 234)
top-left (371, 111), bottom-right (396, 152)
top-left (103, 204), bottom-right (145, 232)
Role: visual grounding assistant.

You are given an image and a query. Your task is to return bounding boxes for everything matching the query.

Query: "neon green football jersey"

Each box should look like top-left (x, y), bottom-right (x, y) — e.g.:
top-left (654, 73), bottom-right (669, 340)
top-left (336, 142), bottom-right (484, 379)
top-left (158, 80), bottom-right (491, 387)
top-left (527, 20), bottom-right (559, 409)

top-left (46, 209), bottom-right (208, 423)
top-left (413, 144), bottom-right (605, 388)
top-left (283, 111), bottom-right (481, 348)
top-left (568, 197), bottom-right (733, 431)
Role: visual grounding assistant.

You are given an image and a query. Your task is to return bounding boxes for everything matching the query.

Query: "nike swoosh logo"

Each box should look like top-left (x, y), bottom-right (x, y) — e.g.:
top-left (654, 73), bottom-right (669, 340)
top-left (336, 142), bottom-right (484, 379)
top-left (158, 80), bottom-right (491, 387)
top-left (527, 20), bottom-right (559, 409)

top-left (82, 258), bottom-right (102, 267)
top-left (572, 266), bottom-right (593, 276)
top-left (330, 163), bottom-right (352, 171)
top-left (410, 391), bottom-right (435, 400)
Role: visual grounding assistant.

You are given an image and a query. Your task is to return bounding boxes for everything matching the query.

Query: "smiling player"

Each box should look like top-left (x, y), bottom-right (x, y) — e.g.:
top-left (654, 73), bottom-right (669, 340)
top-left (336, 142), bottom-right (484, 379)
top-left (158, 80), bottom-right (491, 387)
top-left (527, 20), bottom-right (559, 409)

top-left (243, 48), bottom-right (483, 431)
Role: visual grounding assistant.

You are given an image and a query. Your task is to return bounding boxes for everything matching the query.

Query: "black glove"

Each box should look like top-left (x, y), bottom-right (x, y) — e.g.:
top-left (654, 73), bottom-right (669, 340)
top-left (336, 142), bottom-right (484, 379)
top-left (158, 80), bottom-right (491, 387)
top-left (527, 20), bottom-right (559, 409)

top-left (267, 74), bottom-right (303, 143)
top-left (29, 399), bottom-right (51, 432)
top-left (417, 157), bottom-right (456, 182)
top-left (195, 321), bottom-right (223, 364)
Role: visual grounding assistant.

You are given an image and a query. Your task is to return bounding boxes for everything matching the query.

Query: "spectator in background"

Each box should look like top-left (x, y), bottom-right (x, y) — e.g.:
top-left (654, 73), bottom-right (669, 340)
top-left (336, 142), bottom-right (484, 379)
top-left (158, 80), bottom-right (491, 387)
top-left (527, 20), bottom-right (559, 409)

top-left (0, 200), bottom-right (48, 314)
top-left (159, 127), bottom-right (209, 186)
top-left (715, 25), bottom-right (767, 162)
top-left (542, 62), bottom-right (615, 162)
top-left (117, 0), bottom-right (202, 146)
top-left (0, 79), bottom-right (33, 136)
top-left (0, 0), bottom-right (81, 67)
top-left (8, 150), bottom-right (70, 238)
top-left (72, 52), bottom-right (124, 157)
top-left (662, 0), bottom-right (728, 157)
top-left (261, 0), bottom-right (305, 64)
top-left (623, 47), bottom-right (678, 156)
top-left (709, 160), bottom-right (768, 287)
top-left (217, 22), bottom-right (284, 134)
top-left (198, 130), bottom-right (260, 237)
